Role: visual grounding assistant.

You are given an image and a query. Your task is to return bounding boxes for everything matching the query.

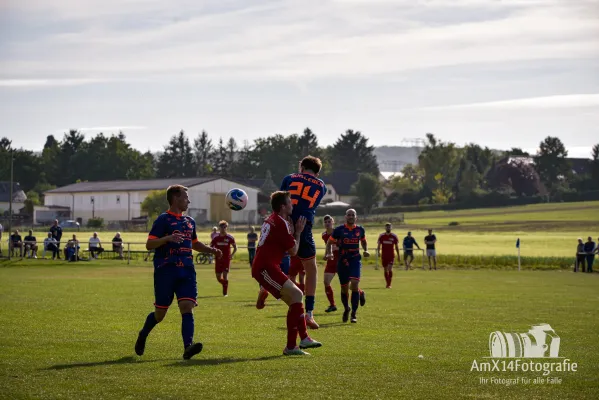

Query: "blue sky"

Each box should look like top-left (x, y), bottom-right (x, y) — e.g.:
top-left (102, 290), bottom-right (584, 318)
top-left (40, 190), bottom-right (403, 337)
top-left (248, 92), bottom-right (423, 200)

top-left (1, 0), bottom-right (598, 157)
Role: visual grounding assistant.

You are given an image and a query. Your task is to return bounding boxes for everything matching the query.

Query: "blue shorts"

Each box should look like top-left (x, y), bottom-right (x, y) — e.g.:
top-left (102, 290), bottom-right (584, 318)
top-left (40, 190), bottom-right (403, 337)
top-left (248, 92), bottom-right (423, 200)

top-left (337, 257), bottom-right (361, 286)
top-left (154, 265), bottom-right (197, 309)
top-left (297, 224), bottom-right (316, 260)
top-left (279, 255), bottom-right (290, 275)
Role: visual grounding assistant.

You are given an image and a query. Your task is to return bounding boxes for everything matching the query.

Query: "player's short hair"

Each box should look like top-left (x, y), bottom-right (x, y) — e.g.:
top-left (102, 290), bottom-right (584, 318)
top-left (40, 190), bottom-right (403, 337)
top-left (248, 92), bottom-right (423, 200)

top-left (219, 220), bottom-right (228, 227)
top-left (346, 208), bottom-right (356, 216)
top-left (270, 191), bottom-right (291, 212)
top-left (300, 156), bottom-right (322, 174)
top-left (166, 185), bottom-right (188, 205)
top-left (323, 214), bottom-right (333, 222)
top-left (385, 222), bottom-right (391, 227)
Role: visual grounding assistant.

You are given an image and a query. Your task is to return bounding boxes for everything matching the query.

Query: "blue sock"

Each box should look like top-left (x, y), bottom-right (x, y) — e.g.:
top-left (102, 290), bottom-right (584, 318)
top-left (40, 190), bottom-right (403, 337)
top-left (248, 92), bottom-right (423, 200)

top-left (351, 291), bottom-right (359, 314)
top-left (140, 312), bottom-right (158, 336)
top-left (341, 292), bottom-right (349, 310)
top-left (181, 313), bottom-right (194, 348)
top-left (305, 295), bottom-right (315, 313)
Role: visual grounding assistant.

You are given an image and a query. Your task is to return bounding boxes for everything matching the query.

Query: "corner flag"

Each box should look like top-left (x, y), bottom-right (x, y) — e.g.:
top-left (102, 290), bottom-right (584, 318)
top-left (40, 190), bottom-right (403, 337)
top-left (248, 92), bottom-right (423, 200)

top-left (516, 238), bottom-right (520, 248)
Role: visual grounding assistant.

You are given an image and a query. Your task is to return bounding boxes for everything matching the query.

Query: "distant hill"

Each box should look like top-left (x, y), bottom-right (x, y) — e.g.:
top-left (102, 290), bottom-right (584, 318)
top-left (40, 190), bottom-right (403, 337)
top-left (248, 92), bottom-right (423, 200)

top-left (374, 146), bottom-right (423, 172)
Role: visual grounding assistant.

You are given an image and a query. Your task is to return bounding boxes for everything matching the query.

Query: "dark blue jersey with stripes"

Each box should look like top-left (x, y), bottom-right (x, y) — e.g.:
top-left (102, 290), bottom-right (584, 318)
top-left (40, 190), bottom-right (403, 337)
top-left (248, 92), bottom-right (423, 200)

top-left (148, 211), bottom-right (198, 269)
top-left (280, 173), bottom-right (326, 224)
top-left (329, 224), bottom-right (366, 259)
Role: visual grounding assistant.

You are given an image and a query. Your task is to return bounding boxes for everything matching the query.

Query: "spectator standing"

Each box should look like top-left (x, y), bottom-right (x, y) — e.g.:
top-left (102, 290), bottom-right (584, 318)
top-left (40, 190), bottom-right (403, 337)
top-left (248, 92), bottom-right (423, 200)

top-left (247, 226), bottom-right (258, 267)
top-left (89, 232), bottom-right (104, 259)
top-left (43, 232), bottom-right (59, 259)
top-left (10, 230), bottom-right (23, 257)
top-left (112, 232), bottom-right (124, 259)
top-left (575, 238), bottom-right (586, 272)
top-left (424, 229), bottom-right (437, 270)
top-left (584, 237), bottom-right (596, 273)
top-left (24, 230), bottom-right (38, 258)
top-left (50, 220), bottom-right (63, 259)
top-left (403, 231), bottom-right (420, 270)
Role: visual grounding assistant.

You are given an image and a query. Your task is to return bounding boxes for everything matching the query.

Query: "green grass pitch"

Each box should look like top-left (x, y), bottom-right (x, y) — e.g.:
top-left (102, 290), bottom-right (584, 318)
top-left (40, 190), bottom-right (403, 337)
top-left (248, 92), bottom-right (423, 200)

top-left (1, 260), bottom-right (598, 399)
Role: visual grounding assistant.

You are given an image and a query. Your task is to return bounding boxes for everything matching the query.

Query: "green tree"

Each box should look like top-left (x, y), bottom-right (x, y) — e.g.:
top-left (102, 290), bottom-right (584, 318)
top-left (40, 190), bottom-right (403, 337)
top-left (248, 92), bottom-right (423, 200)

top-left (157, 131), bottom-right (195, 178)
top-left (225, 137), bottom-right (238, 177)
top-left (418, 133), bottom-right (460, 199)
top-left (211, 137), bottom-right (228, 176)
top-left (508, 148), bottom-right (530, 156)
top-left (591, 144), bottom-right (599, 189)
top-left (534, 136), bottom-right (569, 193)
top-left (351, 173), bottom-right (383, 214)
top-left (193, 131), bottom-right (213, 176)
top-left (23, 190), bottom-right (41, 215)
top-left (250, 134), bottom-right (300, 183)
top-left (329, 130), bottom-right (379, 176)
top-left (141, 190), bottom-right (168, 219)
top-left (231, 140), bottom-right (255, 179)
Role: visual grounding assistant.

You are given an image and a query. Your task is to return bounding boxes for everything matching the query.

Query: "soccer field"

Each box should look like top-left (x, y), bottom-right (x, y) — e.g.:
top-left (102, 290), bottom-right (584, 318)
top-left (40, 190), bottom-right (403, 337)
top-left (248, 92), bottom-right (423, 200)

top-left (1, 260), bottom-right (598, 399)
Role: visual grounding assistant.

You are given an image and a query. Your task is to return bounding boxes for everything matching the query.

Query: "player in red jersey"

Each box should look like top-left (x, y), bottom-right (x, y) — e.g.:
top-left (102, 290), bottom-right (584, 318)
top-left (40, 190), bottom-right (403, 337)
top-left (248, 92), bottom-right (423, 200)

top-left (252, 191), bottom-right (322, 355)
top-left (210, 220), bottom-right (237, 297)
top-left (321, 215), bottom-right (338, 312)
top-left (377, 223), bottom-right (400, 288)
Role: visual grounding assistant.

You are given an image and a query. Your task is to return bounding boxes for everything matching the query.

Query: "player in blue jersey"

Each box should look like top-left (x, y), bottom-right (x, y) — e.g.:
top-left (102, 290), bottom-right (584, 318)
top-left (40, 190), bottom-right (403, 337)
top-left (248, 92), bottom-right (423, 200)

top-left (134, 185), bottom-right (222, 360)
top-left (280, 156), bottom-right (326, 329)
top-left (325, 209), bottom-right (369, 323)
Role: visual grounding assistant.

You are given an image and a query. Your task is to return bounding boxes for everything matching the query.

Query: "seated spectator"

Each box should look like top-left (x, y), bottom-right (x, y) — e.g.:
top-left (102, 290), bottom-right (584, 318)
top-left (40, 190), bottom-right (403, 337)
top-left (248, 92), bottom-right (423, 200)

top-left (584, 236), bottom-right (596, 273)
top-left (9, 230), bottom-right (23, 257)
top-left (43, 232), bottom-right (59, 260)
top-left (575, 238), bottom-right (586, 272)
top-left (89, 232), bottom-right (104, 259)
top-left (23, 230), bottom-right (38, 259)
top-left (65, 234), bottom-right (80, 262)
top-left (112, 232), bottom-right (124, 259)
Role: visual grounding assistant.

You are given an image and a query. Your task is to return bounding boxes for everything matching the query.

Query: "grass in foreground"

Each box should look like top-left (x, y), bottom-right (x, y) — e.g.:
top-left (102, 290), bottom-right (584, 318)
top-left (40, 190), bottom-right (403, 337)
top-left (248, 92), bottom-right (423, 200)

top-left (1, 260), bottom-right (598, 399)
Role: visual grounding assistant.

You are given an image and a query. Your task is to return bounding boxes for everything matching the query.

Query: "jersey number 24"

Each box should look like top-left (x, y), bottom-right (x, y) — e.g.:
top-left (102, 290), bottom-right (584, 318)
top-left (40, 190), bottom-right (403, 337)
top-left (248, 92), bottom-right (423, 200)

top-left (289, 182), bottom-right (321, 208)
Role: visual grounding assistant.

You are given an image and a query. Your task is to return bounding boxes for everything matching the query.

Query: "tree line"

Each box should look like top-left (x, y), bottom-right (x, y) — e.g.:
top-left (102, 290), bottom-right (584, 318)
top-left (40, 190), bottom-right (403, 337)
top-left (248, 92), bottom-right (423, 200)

top-left (0, 129), bottom-right (597, 215)
top-left (386, 134), bottom-right (599, 209)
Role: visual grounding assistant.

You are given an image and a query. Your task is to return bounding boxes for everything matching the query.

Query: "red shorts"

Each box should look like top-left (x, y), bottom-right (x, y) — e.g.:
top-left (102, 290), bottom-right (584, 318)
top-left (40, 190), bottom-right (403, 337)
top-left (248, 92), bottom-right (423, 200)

top-left (252, 263), bottom-right (289, 299)
top-left (382, 257), bottom-right (395, 267)
top-left (324, 258), bottom-right (337, 274)
top-left (215, 258), bottom-right (230, 273)
top-left (288, 256), bottom-right (304, 276)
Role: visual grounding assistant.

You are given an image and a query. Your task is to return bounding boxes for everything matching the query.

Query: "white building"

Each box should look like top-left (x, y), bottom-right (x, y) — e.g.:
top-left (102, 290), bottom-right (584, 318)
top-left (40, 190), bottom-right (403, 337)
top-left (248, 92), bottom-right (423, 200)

top-left (38, 177), bottom-right (260, 225)
top-left (0, 182), bottom-right (27, 214)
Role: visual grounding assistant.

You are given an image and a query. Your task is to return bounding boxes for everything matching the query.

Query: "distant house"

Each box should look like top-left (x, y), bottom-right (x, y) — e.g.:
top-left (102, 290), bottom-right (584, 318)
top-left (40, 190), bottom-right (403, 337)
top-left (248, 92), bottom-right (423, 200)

top-left (0, 182), bottom-right (27, 214)
top-left (39, 177), bottom-right (260, 225)
top-left (504, 155), bottom-right (591, 175)
top-left (321, 170), bottom-right (359, 205)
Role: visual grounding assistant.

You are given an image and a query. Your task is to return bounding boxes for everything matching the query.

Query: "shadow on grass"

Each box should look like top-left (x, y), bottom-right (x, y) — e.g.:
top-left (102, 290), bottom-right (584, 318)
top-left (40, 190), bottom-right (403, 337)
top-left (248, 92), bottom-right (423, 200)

top-left (197, 295), bottom-right (224, 299)
top-left (167, 355), bottom-right (281, 367)
top-left (46, 356), bottom-right (168, 370)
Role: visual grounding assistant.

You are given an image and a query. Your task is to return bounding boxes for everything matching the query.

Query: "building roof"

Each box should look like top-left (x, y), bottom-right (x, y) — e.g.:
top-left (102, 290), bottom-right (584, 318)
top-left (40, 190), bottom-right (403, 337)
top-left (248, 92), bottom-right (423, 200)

top-left (321, 170), bottom-right (359, 195)
top-left (45, 177), bottom-right (258, 194)
top-left (0, 181), bottom-right (26, 203)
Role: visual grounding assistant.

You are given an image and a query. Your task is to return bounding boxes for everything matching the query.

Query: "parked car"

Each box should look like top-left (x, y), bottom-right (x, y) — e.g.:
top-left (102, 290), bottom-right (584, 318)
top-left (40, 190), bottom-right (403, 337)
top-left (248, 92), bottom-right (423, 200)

top-left (61, 220), bottom-right (80, 230)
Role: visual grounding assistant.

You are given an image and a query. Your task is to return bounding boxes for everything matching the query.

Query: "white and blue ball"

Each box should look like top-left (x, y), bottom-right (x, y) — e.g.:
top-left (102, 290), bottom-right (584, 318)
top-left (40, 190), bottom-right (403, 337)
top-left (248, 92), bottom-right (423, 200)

top-left (225, 188), bottom-right (248, 211)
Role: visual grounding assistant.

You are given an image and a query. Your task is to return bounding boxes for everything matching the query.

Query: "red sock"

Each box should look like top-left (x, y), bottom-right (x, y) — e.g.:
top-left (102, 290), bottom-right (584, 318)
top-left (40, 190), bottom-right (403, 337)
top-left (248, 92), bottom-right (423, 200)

top-left (388, 271), bottom-right (393, 286)
top-left (287, 303), bottom-right (303, 349)
top-left (325, 285), bottom-right (335, 307)
top-left (223, 279), bottom-right (229, 296)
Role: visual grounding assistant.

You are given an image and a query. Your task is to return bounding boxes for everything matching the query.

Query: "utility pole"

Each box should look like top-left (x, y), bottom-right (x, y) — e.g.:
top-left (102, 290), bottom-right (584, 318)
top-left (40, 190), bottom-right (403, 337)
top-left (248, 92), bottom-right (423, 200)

top-left (8, 147), bottom-right (14, 260)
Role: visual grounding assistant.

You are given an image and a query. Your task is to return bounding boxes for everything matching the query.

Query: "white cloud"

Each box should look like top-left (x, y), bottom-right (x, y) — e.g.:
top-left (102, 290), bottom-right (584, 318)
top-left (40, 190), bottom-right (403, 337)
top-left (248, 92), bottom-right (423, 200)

top-left (412, 94), bottom-right (599, 111)
top-left (1, 0), bottom-right (597, 84)
top-left (75, 126), bottom-right (147, 132)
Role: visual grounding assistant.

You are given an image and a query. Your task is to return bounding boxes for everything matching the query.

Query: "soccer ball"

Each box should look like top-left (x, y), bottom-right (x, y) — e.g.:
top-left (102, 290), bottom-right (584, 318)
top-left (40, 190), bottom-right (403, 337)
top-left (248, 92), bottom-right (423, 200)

top-left (225, 188), bottom-right (248, 211)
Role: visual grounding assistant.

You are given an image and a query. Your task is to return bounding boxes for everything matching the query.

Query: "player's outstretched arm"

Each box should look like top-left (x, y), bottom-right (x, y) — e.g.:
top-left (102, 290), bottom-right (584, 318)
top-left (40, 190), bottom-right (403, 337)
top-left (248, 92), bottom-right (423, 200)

top-left (192, 240), bottom-right (220, 258)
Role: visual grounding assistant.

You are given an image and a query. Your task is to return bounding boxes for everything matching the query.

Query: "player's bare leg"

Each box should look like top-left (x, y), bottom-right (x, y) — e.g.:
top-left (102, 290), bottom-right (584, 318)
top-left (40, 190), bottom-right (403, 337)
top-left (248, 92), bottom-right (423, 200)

top-left (298, 271), bottom-right (305, 293)
top-left (385, 264), bottom-right (393, 288)
top-left (279, 280), bottom-right (322, 355)
top-left (323, 272), bottom-right (337, 312)
top-left (222, 270), bottom-right (229, 297)
top-left (432, 256), bottom-right (437, 270)
top-left (301, 258), bottom-right (319, 328)
top-left (179, 300), bottom-right (202, 360)
top-left (135, 307), bottom-right (167, 356)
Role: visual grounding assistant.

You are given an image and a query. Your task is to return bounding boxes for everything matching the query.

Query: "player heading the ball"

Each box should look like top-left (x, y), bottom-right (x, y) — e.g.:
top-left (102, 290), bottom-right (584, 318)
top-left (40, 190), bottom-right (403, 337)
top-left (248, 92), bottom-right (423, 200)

top-left (280, 156), bottom-right (326, 329)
